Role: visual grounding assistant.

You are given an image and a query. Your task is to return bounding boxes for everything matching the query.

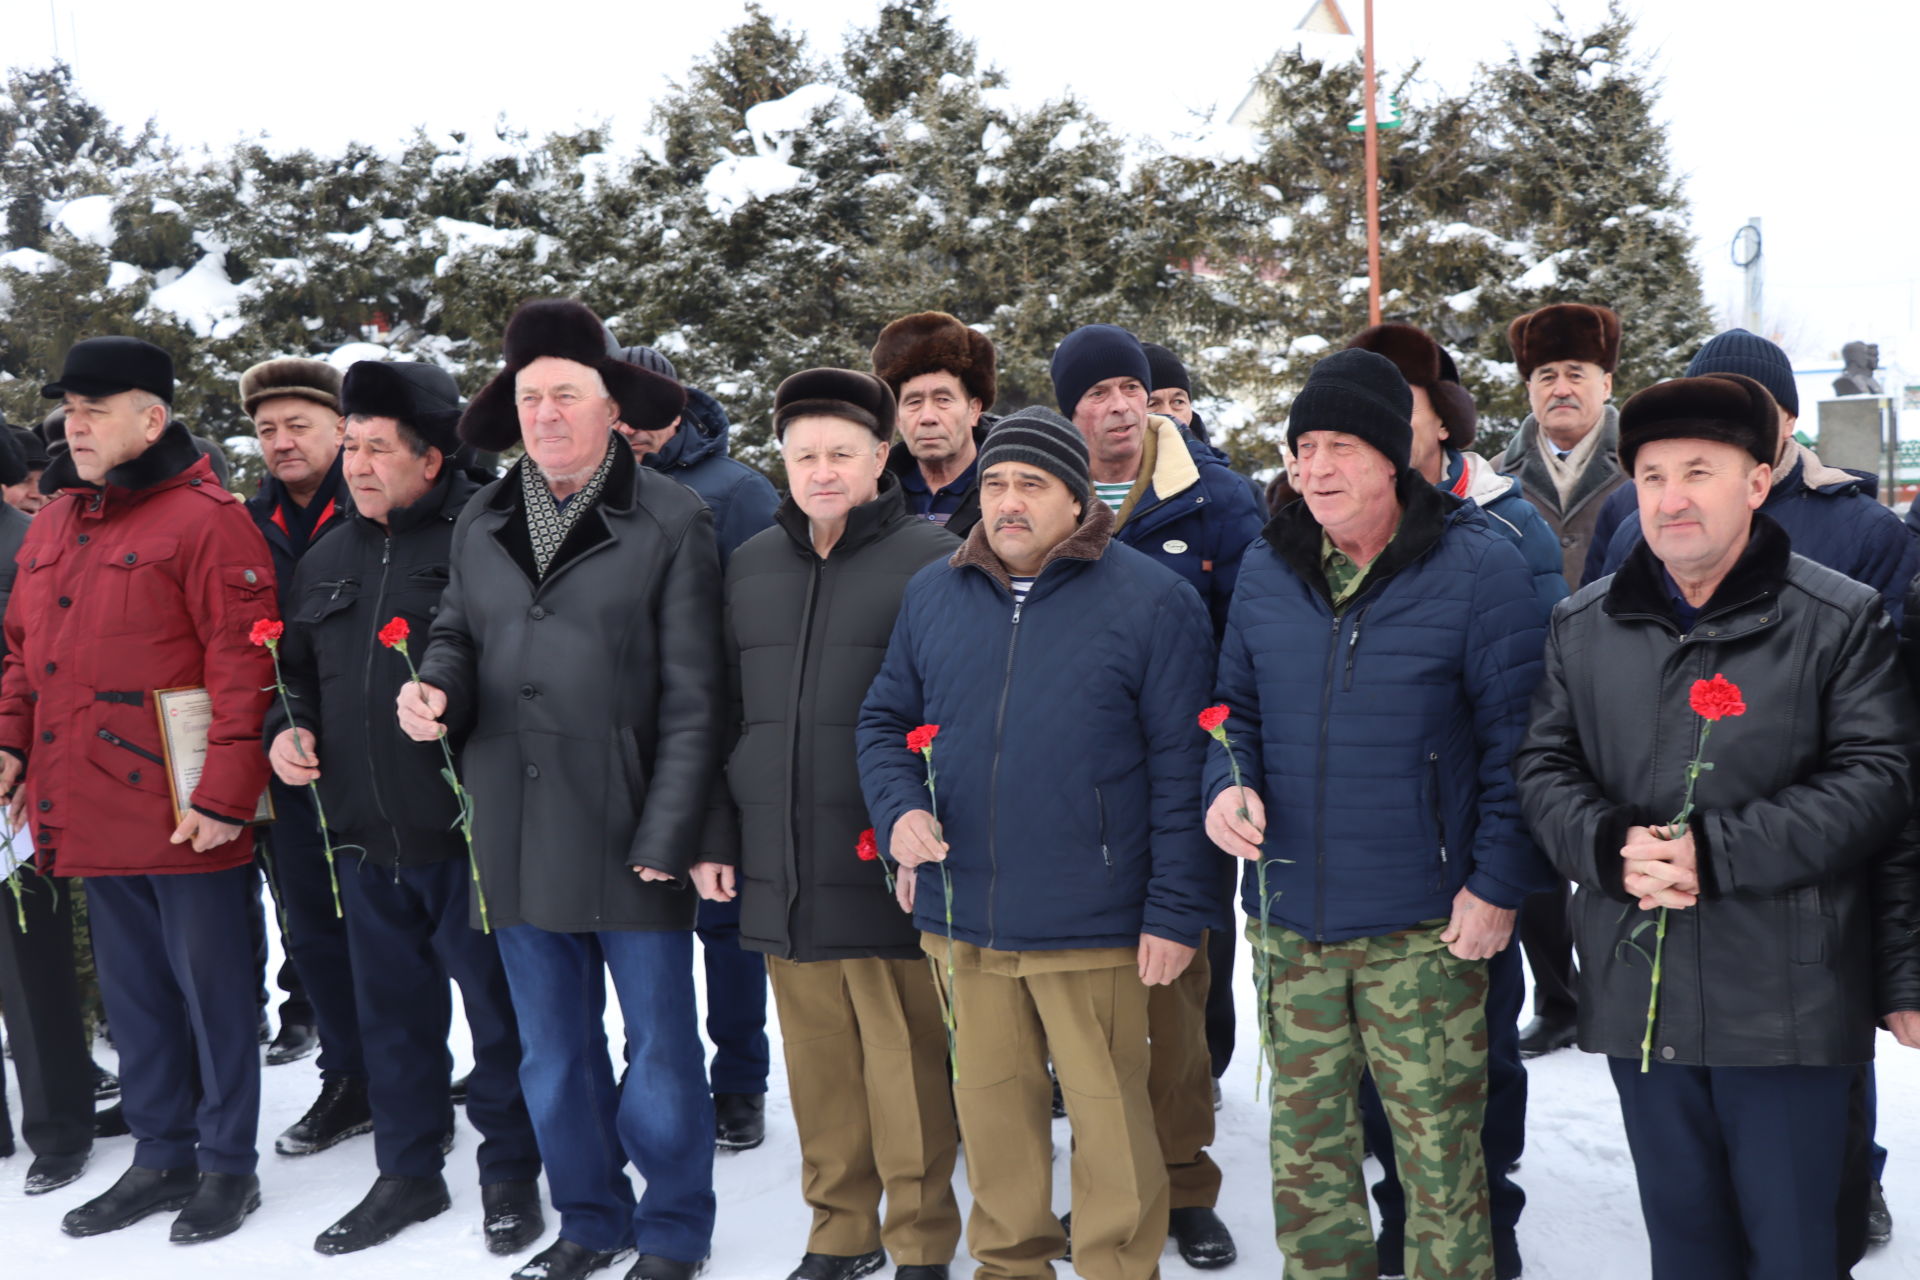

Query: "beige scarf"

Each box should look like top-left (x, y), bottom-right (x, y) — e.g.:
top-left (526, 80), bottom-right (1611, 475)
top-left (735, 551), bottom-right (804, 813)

top-left (1536, 417), bottom-right (1609, 510)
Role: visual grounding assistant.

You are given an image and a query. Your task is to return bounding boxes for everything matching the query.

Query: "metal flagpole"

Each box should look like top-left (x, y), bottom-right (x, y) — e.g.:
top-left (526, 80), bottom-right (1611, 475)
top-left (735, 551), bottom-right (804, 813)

top-left (1362, 0), bottom-right (1382, 325)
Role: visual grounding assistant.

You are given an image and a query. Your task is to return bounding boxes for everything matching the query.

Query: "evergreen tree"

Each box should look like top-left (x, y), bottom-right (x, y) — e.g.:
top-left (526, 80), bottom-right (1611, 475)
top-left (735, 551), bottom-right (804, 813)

top-left (1462, 0), bottom-right (1714, 437)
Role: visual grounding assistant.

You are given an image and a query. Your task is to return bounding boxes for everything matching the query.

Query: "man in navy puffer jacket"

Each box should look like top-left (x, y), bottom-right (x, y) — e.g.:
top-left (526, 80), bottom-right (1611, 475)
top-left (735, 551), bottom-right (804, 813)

top-left (858, 408), bottom-right (1217, 1280)
top-left (1203, 349), bottom-right (1551, 1280)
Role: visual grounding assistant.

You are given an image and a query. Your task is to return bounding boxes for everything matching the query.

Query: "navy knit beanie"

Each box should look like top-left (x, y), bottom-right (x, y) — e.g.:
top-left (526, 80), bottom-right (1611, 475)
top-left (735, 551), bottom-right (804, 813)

top-left (978, 406), bottom-right (1092, 510)
top-left (1050, 325), bottom-right (1151, 417)
top-left (1686, 329), bottom-right (1797, 417)
top-left (1287, 349), bottom-right (1414, 475)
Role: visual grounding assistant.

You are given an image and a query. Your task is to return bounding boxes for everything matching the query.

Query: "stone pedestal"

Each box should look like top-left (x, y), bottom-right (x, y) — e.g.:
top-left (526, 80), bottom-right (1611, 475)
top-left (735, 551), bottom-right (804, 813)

top-left (1817, 396), bottom-right (1897, 500)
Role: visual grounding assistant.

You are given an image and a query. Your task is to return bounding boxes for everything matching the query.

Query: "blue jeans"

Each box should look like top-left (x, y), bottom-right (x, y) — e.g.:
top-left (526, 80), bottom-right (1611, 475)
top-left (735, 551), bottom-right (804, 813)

top-left (495, 926), bottom-right (715, 1261)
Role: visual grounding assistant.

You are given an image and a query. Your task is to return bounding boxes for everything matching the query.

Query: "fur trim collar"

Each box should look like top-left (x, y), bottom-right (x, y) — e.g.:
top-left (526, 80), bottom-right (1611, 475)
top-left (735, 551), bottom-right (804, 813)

top-left (950, 497), bottom-right (1114, 593)
top-left (41, 421), bottom-right (204, 495)
top-left (1604, 512), bottom-right (1790, 628)
top-left (1112, 415), bottom-right (1200, 528)
top-left (1266, 468), bottom-right (1462, 607)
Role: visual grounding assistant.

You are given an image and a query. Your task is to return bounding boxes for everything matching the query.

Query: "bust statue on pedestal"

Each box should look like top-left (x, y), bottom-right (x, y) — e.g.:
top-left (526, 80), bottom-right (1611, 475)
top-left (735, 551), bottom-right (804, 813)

top-left (1834, 341), bottom-right (1884, 396)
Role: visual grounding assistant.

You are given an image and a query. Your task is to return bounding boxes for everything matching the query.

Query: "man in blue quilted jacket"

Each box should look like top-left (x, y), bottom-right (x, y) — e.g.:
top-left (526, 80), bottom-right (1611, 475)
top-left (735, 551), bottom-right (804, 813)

top-left (1203, 349), bottom-right (1552, 1280)
top-left (858, 407), bottom-right (1217, 1280)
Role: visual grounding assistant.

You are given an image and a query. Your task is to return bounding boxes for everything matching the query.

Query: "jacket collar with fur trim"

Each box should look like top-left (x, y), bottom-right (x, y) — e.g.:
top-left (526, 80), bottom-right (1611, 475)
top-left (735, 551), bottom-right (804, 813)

top-left (42, 420), bottom-right (206, 498)
top-left (1605, 511), bottom-right (1790, 633)
top-left (1112, 414), bottom-right (1201, 529)
top-left (950, 497), bottom-right (1115, 594)
top-left (1266, 468), bottom-right (1464, 608)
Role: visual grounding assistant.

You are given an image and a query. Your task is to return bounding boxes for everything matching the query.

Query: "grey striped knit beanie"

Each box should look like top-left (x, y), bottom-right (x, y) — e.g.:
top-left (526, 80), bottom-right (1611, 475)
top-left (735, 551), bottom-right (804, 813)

top-left (978, 406), bottom-right (1092, 509)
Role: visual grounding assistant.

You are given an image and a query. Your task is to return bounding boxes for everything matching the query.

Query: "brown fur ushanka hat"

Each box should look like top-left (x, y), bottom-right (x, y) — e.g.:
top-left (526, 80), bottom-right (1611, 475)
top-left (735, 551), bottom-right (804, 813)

top-left (870, 311), bottom-right (996, 410)
top-left (1346, 322), bottom-right (1480, 450)
top-left (457, 299), bottom-right (686, 451)
top-left (1506, 303), bottom-right (1621, 380)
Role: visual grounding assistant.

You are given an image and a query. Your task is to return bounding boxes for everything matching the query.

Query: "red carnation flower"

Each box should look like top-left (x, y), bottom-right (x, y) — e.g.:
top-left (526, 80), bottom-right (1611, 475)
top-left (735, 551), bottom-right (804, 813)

top-left (378, 617), bottom-right (410, 650)
top-left (1688, 673), bottom-right (1746, 722)
top-left (856, 828), bottom-right (879, 862)
top-left (906, 724), bottom-right (940, 755)
top-left (1198, 705), bottom-right (1229, 733)
top-left (249, 619), bottom-right (284, 647)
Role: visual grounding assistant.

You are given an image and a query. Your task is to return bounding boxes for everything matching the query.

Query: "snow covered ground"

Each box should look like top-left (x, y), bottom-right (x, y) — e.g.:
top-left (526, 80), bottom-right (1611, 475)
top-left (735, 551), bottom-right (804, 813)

top-left (4, 904), bottom-right (1919, 1280)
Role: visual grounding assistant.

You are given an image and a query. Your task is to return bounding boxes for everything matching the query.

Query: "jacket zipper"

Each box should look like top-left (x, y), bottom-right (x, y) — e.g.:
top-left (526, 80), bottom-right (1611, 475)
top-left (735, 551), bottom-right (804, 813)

top-left (1094, 785), bottom-right (1113, 881)
top-left (1343, 605), bottom-right (1370, 692)
top-left (363, 536), bottom-right (407, 866)
top-left (984, 592), bottom-right (1025, 949)
top-left (1427, 751), bottom-right (1449, 890)
top-left (1311, 612), bottom-right (1340, 940)
top-left (783, 555), bottom-right (825, 957)
top-left (97, 728), bottom-right (164, 766)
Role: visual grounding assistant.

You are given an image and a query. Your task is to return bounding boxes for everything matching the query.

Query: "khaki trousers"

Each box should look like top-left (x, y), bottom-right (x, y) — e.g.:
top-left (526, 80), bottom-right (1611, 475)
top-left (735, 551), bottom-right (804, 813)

top-left (933, 934), bottom-right (1168, 1280)
top-left (768, 955), bottom-right (963, 1264)
top-left (1146, 929), bottom-right (1221, 1209)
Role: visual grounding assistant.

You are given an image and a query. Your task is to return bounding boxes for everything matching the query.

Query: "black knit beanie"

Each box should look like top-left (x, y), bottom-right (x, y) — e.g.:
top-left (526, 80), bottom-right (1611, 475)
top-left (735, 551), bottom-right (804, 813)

top-left (1141, 343), bottom-right (1191, 394)
top-left (1286, 348), bottom-right (1414, 474)
top-left (978, 407), bottom-right (1092, 510)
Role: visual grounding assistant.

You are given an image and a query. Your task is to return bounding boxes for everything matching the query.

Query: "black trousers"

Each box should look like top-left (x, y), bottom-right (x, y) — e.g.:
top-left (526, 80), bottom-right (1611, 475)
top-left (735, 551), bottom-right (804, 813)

top-left (261, 780), bottom-right (363, 1079)
top-left (338, 854), bottom-right (540, 1184)
top-left (0, 871), bottom-right (93, 1158)
top-left (1203, 924), bottom-right (1235, 1077)
top-left (248, 854), bottom-right (311, 1027)
top-left (1517, 883), bottom-right (1578, 1023)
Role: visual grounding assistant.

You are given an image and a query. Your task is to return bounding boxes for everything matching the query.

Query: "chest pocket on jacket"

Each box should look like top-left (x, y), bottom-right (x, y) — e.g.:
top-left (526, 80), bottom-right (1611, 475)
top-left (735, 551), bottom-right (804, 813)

top-left (395, 566), bottom-right (450, 622)
top-left (99, 536), bottom-right (182, 636)
top-left (294, 579), bottom-right (361, 628)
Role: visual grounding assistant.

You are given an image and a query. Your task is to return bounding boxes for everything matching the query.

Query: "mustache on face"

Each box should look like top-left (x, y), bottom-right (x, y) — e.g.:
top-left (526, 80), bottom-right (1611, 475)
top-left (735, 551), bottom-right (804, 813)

top-left (1548, 396), bottom-right (1582, 410)
top-left (993, 515), bottom-right (1031, 531)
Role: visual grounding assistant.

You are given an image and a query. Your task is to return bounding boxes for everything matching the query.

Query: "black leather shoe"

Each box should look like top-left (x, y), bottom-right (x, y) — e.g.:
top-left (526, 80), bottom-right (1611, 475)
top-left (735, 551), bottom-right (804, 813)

top-left (895, 1268), bottom-right (948, 1280)
top-left (61, 1165), bottom-right (198, 1237)
top-left (1059, 1212), bottom-right (1071, 1263)
top-left (1169, 1206), bottom-right (1237, 1269)
top-left (483, 1179), bottom-right (546, 1255)
top-left (90, 1059), bottom-right (120, 1100)
top-left (25, 1149), bottom-right (89, 1195)
top-left (512, 1238), bottom-right (634, 1280)
top-left (713, 1092), bottom-right (765, 1151)
top-left (258, 1013), bottom-right (272, 1045)
top-left (1869, 1179), bottom-right (1894, 1246)
top-left (314, 1174), bottom-right (450, 1254)
top-left (1516, 1016), bottom-right (1577, 1059)
top-left (451, 1071), bottom-right (472, 1105)
top-left (266, 1021), bottom-right (319, 1066)
top-left (628, 1254), bottom-right (710, 1280)
top-left (784, 1250), bottom-right (884, 1280)
top-left (170, 1171), bottom-right (261, 1244)
top-left (276, 1075), bottom-right (373, 1155)
top-left (95, 1102), bottom-right (129, 1138)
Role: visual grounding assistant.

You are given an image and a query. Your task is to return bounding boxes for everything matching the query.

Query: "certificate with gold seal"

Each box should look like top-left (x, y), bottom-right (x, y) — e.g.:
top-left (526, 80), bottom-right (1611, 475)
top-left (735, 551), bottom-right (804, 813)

top-left (155, 686), bottom-right (276, 826)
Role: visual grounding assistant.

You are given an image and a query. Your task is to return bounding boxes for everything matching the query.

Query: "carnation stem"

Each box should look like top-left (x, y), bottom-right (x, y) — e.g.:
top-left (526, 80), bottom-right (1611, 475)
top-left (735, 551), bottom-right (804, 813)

top-left (269, 646), bottom-right (341, 918)
top-left (398, 649), bottom-right (490, 933)
top-left (1641, 720), bottom-right (1710, 1072)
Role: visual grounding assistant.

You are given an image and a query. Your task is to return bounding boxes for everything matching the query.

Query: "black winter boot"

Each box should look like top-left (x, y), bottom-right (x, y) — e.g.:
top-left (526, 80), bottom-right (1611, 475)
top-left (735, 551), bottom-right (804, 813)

top-left (314, 1174), bottom-right (451, 1254)
top-left (276, 1075), bottom-right (373, 1155)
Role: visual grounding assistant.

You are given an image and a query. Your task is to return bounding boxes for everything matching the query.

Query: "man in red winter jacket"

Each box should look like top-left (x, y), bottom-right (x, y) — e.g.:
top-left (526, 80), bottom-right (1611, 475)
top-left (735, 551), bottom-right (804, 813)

top-left (0, 336), bottom-right (277, 1245)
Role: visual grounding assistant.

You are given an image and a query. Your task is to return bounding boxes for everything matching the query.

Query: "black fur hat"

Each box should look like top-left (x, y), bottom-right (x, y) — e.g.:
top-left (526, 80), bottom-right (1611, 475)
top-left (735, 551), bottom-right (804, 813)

top-left (458, 299), bottom-right (686, 451)
top-left (342, 361), bottom-right (464, 454)
top-left (1507, 303), bottom-right (1621, 379)
top-left (774, 369), bottom-right (896, 441)
top-left (1617, 373), bottom-right (1777, 475)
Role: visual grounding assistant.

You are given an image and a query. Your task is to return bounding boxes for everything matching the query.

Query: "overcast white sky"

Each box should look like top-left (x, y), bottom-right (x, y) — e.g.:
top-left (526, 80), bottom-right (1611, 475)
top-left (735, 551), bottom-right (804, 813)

top-left (15, 0), bottom-right (1920, 379)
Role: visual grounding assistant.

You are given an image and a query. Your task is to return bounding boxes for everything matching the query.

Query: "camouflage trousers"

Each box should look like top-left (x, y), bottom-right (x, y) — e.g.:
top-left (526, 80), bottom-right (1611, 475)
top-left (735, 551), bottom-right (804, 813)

top-left (1251, 919), bottom-right (1492, 1280)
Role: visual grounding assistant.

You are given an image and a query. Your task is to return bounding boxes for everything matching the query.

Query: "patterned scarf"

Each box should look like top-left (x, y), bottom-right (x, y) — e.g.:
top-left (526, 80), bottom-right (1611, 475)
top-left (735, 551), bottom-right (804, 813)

top-left (519, 433), bottom-right (619, 578)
